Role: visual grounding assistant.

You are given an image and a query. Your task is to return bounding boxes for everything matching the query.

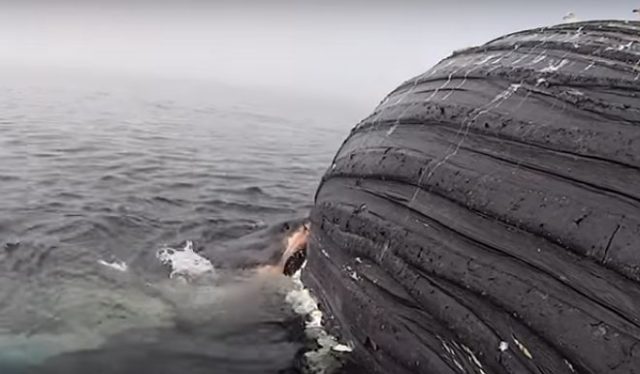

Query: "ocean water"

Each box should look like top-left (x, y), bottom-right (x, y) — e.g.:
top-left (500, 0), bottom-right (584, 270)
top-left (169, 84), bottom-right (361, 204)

top-left (0, 72), bottom-right (355, 374)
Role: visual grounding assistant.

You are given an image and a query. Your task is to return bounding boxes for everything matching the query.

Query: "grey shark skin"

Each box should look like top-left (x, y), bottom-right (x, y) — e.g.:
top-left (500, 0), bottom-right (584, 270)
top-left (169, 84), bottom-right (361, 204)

top-left (203, 217), bottom-right (309, 272)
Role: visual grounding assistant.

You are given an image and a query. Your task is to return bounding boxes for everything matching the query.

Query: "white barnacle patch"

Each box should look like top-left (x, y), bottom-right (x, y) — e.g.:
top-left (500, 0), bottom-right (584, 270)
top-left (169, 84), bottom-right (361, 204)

top-left (512, 336), bottom-right (533, 359)
top-left (344, 265), bottom-right (360, 281)
top-left (499, 341), bottom-right (509, 352)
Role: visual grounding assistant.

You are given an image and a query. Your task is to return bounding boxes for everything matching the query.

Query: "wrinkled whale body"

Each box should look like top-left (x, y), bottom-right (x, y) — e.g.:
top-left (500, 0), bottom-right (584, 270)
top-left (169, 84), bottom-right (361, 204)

top-left (305, 20), bottom-right (640, 374)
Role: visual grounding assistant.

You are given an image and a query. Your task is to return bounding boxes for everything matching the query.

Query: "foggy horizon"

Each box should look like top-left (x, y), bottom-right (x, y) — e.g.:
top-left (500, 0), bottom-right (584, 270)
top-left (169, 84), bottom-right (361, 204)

top-left (1, 0), bottom-right (639, 112)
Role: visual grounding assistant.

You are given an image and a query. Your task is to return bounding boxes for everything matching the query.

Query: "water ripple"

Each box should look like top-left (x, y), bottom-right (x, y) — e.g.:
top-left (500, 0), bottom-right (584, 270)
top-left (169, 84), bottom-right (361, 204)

top-left (0, 83), bottom-right (349, 373)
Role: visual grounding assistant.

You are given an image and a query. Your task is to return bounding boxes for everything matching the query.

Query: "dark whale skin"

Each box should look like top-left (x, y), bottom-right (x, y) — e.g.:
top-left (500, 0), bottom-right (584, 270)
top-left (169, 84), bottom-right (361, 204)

top-left (304, 20), bottom-right (640, 374)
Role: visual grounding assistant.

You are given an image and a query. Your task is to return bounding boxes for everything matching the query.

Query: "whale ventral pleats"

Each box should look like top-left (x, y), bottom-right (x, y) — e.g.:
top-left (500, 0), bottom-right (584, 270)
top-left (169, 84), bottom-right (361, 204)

top-left (305, 20), bottom-right (640, 374)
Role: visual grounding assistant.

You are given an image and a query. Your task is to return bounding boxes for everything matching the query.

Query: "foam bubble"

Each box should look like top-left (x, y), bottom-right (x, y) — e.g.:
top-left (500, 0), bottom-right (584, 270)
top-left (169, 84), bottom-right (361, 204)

top-left (97, 259), bottom-right (128, 272)
top-left (285, 262), bottom-right (353, 373)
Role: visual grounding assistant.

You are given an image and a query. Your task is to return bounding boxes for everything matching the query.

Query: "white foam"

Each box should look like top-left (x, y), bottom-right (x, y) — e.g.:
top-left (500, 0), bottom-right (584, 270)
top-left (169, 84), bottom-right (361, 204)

top-left (97, 259), bottom-right (128, 272)
top-left (286, 287), bottom-right (318, 315)
top-left (285, 262), bottom-right (353, 373)
top-left (156, 241), bottom-right (215, 280)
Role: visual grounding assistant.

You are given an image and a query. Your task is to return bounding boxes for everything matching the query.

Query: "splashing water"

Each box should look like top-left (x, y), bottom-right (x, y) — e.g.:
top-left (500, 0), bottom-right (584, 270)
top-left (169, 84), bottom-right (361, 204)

top-left (0, 80), bottom-right (352, 374)
top-left (97, 259), bottom-right (128, 272)
top-left (285, 263), bottom-right (354, 374)
top-left (156, 241), bottom-right (216, 280)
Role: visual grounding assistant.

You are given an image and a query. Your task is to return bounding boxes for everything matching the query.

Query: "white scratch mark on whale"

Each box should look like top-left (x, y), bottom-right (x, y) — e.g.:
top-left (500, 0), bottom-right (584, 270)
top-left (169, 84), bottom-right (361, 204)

top-left (540, 59), bottom-right (569, 73)
top-left (583, 61), bottom-right (595, 71)
top-left (513, 336), bottom-right (533, 359)
top-left (462, 344), bottom-right (484, 369)
top-left (408, 83), bottom-right (522, 207)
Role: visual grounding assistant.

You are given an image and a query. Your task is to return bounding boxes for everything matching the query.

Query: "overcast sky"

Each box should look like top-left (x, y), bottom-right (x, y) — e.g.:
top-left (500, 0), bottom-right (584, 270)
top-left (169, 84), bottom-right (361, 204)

top-left (0, 0), bottom-right (638, 109)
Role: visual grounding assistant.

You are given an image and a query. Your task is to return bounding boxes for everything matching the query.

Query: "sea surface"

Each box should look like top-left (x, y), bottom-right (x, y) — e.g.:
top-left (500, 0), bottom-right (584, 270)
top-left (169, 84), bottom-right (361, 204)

top-left (0, 71), bottom-right (357, 374)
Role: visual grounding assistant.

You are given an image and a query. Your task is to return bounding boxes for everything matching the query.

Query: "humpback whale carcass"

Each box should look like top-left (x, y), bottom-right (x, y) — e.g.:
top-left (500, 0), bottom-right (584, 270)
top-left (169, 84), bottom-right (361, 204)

top-left (304, 20), bottom-right (640, 374)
